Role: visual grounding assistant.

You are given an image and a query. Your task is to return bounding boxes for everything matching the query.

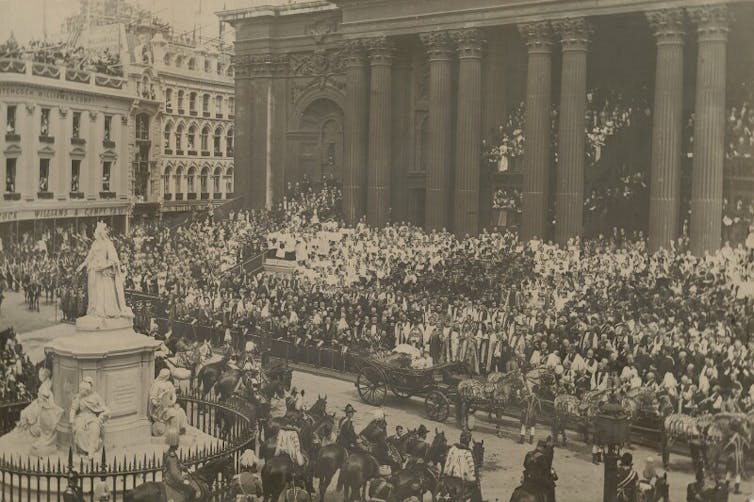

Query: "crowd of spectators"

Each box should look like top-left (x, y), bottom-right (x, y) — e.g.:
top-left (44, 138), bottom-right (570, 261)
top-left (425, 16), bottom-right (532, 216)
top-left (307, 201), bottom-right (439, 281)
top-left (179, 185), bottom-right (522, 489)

top-left (0, 329), bottom-right (37, 404)
top-left (0, 36), bottom-right (123, 77)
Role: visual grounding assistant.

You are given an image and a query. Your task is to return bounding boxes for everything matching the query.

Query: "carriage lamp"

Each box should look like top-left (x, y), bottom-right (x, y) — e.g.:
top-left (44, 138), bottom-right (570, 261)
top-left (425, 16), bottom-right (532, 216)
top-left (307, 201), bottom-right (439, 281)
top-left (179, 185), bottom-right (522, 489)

top-left (594, 398), bottom-right (628, 502)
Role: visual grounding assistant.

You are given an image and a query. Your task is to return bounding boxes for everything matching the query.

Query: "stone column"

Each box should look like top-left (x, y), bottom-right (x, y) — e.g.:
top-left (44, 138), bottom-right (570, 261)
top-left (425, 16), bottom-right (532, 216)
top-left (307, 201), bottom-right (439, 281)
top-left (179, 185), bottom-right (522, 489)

top-left (518, 22), bottom-right (553, 242)
top-left (234, 57), bottom-right (259, 209)
top-left (453, 28), bottom-right (484, 236)
top-left (391, 52), bottom-right (411, 222)
top-left (420, 31), bottom-right (454, 231)
top-left (366, 37), bottom-right (394, 227)
top-left (343, 40), bottom-right (369, 225)
top-left (553, 17), bottom-right (590, 245)
top-left (647, 9), bottom-right (686, 251)
top-left (688, 5), bottom-right (730, 255)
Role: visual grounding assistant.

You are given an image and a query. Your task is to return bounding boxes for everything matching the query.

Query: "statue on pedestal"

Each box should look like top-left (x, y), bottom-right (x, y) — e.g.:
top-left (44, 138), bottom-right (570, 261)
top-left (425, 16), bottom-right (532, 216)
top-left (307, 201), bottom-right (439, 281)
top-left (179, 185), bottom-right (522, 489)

top-left (148, 369), bottom-right (188, 436)
top-left (69, 376), bottom-right (109, 458)
top-left (76, 222), bottom-right (134, 321)
top-left (15, 367), bottom-right (64, 456)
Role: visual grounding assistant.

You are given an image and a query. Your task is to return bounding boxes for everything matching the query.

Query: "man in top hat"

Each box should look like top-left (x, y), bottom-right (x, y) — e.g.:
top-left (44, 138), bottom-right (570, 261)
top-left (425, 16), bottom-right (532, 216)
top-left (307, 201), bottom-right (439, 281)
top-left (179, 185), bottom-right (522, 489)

top-left (616, 452), bottom-right (638, 502)
top-left (337, 404), bottom-right (358, 451)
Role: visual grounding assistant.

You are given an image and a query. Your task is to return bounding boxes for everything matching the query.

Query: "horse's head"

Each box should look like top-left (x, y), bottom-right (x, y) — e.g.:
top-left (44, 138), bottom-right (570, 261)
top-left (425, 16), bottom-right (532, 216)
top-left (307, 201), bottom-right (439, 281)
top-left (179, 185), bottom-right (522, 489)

top-left (429, 429), bottom-right (449, 465)
top-left (309, 394), bottom-right (327, 416)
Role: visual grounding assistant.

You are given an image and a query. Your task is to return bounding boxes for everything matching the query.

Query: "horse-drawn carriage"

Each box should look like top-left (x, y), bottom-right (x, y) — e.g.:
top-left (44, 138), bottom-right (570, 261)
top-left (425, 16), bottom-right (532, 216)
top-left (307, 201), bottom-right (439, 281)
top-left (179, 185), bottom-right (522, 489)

top-left (354, 353), bottom-right (469, 423)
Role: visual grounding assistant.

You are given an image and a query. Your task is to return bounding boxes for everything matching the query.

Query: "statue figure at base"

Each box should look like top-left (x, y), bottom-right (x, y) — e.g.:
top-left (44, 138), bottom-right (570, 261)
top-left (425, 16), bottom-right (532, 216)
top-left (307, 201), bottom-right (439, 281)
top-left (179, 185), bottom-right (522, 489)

top-left (148, 369), bottom-right (188, 436)
top-left (69, 376), bottom-right (109, 458)
top-left (15, 368), bottom-right (63, 456)
top-left (76, 222), bottom-right (134, 320)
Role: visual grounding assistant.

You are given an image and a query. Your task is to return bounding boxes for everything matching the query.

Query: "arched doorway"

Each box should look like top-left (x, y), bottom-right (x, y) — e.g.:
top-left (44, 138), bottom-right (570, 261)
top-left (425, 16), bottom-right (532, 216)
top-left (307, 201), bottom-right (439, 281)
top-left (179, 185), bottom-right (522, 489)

top-left (295, 98), bottom-right (344, 185)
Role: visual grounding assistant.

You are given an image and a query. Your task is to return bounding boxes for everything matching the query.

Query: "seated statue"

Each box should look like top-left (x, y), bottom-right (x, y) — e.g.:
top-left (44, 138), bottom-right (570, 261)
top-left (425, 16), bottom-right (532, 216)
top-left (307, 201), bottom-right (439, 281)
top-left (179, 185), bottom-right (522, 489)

top-left (149, 369), bottom-right (188, 436)
top-left (69, 376), bottom-right (109, 458)
top-left (15, 368), bottom-right (63, 456)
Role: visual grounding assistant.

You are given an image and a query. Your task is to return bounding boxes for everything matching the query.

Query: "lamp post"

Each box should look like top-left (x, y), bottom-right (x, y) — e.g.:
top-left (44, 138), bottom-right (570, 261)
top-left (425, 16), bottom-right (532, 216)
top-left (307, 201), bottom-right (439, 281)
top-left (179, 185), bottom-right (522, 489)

top-left (594, 395), bottom-right (628, 502)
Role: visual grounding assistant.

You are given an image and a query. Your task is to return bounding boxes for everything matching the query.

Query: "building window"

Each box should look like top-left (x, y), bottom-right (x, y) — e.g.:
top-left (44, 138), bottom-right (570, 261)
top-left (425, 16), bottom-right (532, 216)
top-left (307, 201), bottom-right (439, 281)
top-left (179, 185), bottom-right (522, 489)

top-left (41, 108), bottom-right (50, 136)
top-left (189, 92), bottom-right (197, 113)
top-left (204, 60), bottom-right (211, 73)
top-left (217, 63), bottom-right (224, 76)
top-left (226, 129), bottom-right (234, 156)
top-left (228, 97), bottom-right (235, 116)
top-left (215, 96), bottom-right (223, 115)
top-left (72, 111), bottom-right (81, 138)
top-left (225, 168), bottom-right (233, 194)
top-left (177, 90), bottom-right (185, 111)
top-left (136, 114), bottom-right (149, 141)
top-left (202, 94), bottom-right (210, 113)
top-left (102, 161), bottom-right (112, 191)
top-left (213, 127), bottom-right (222, 155)
top-left (165, 88), bottom-right (173, 110)
top-left (39, 158), bottom-right (50, 192)
top-left (6, 105), bottom-right (16, 133)
top-left (187, 125), bottom-right (196, 150)
top-left (164, 123), bottom-right (172, 150)
top-left (71, 159), bottom-right (81, 192)
top-left (200, 167), bottom-right (208, 193)
top-left (163, 167), bottom-right (172, 194)
top-left (175, 124), bottom-right (184, 151)
top-left (201, 126), bottom-right (209, 151)
top-left (213, 167), bottom-right (221, 193)
top-left (188, 58), bottom-right (195, 70)
top-left (187, 167), bottom-right (196, 193)
top-left (163, 53), bottom-right (172, 65)
top-left (5, 158), bottom-right (16, 193)
top-left (104, 115), bottom-right (112, 141)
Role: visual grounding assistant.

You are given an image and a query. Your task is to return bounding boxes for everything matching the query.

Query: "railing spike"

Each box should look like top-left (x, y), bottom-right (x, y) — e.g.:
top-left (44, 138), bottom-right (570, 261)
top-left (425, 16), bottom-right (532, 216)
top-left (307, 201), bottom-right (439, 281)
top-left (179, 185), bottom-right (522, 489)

top-left (67, 447), bottom-right (74, 470)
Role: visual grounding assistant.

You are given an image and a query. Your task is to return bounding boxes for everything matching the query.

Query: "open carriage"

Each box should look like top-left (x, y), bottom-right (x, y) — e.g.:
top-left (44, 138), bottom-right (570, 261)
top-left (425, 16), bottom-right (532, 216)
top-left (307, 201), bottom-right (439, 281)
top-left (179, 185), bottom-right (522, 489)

top-left (354, 353), bottom-right (469, 422)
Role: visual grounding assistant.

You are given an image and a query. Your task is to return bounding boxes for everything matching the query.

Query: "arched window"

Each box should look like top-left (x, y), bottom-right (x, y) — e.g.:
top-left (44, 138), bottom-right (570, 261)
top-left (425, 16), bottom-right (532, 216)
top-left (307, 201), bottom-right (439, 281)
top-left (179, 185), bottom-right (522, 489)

top-left (165, 88), bottom-right (173, 111)
top-left (187, 125), bottom-right (197, 151)
top-left (163, 53), bottom-right (172, 66)
top-left (213, 127), bottom-right (222, 155)
top-left (226, 128), bottom-right (234, 156)
top-left (227, 66), bottom-right (234, 77)
top-left (202, 94), bottom-right (210, 114)
top-left (177, 90), bottom-right (185, 112)
top-left (217, 63), bottom-right (224, 76)
top-left (228, 97), bottom-right (235, 116)
top-left (163, 166), bottom-right (172, 195)
top-left (213, 167), bottom-right (222, 194)
top-left (164, 122), bottom-right (173, 150)
top-left (200, 166), bottom-right (209, 193)
top-left (201, 125), bottom-right (210, 151)
top-left (175, 124), bottom-right (184, 151)
top-left (204, 60), bottom-right (211, 73)
top-left (187, 166), bottom-right (196, 193)
top-left (175, 55), bottom-right (183, 68)
top-left (187, 58), bottom-right (195, 70)
top-left (175, 166), bottom-right (184, 195)
top-left (224, 167), bottom-right (233, 195)
top-left (189, 92), bottom-right (197, 113)
top-left (136, 114), bottom-right (150, 141)
top-left (215, 96), bottom-right (223, 116)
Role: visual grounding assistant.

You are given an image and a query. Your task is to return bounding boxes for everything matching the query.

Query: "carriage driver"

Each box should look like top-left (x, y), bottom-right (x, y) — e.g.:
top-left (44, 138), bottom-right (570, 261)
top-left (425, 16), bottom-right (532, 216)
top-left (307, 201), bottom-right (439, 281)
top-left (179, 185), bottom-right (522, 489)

top-left (163, 428), bottom-right (201, 501)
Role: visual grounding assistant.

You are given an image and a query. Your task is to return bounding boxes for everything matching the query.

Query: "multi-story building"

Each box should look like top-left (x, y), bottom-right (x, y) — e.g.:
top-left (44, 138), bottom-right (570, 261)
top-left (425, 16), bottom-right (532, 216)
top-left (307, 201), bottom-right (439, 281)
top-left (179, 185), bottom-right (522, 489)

top-left (0, 46), bottom-right (133, 238)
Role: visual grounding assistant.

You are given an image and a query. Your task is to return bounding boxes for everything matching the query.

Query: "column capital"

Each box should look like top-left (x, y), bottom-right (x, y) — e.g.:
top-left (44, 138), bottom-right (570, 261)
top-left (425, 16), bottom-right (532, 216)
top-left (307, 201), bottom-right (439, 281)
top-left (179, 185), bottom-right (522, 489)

top-left (233, 54), bottom-right (288, 78)
top-left (420, 31), bottom-right (454, 61)
top-left (688, 4), bottom-right (732, 40)
top-left (552, 17), bottom-right (591, 50)
top-left (517, 21), bottom-right (553, 52)
top-left (452, 28), bottom-right (485, 59)
top-left (342, 39), bottom-right (367, 68)
top-left (646, 9), bottom-right (686, 43)
top-left (364, 37), bottom-right (394, 66)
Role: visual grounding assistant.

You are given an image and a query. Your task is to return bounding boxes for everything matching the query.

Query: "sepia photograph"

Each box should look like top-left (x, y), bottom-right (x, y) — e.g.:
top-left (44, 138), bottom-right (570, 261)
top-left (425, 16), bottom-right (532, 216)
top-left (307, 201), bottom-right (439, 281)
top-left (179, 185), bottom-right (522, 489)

top-left (0, 0), bottom-right (753, 500)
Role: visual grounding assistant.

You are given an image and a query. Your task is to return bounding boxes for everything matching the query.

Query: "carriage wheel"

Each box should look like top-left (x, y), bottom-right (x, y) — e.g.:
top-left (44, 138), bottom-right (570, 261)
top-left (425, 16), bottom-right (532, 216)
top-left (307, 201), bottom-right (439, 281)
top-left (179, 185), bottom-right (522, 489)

top-left (392, 388), bottom-right (412, 399)
top-left (357, 366), bottom-right (387, 406)
top-left (425, 390), bottom-right (451, 422)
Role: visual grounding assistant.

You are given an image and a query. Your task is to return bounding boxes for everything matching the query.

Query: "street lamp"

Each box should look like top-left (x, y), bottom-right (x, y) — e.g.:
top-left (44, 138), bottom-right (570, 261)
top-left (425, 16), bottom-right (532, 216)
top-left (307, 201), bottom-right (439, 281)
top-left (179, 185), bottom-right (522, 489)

top-left (594, 396), bottom-right (629, 502)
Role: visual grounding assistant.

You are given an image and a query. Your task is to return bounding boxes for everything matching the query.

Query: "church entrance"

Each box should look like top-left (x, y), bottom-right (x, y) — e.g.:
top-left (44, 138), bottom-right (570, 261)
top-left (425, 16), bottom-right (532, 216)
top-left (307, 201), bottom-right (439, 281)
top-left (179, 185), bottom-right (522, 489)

top-left (291, 98), bottom-right (344, 187)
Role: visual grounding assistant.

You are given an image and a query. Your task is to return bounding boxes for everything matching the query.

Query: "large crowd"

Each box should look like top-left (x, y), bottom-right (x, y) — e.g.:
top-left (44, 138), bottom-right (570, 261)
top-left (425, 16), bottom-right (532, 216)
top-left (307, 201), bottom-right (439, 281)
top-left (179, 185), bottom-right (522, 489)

top-left (0, 36), bottom-right (123, 77)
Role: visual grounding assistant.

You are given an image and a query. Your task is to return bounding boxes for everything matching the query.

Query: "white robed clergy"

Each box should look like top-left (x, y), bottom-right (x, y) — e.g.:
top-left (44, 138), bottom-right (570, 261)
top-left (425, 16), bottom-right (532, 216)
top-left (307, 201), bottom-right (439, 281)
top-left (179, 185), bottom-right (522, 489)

top-left (76, 221), bottom-right (134, 320)
top-left (15, 368), bottom-right (64, 456)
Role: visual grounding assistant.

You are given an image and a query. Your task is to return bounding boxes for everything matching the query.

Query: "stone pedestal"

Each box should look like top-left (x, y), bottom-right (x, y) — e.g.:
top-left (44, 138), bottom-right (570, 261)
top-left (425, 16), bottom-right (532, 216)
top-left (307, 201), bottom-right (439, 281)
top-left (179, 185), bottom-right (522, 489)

top-left (46, 317), bottom-right (160, 452)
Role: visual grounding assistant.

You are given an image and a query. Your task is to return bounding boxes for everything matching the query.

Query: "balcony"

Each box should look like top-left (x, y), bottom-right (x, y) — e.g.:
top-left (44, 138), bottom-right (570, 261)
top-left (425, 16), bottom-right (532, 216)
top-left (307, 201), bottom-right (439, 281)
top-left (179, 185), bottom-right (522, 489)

top-left (5, 132), bottom-right (20, 141)
top-left (229, 114), bottom-right (234, 120)
top-left (164, 148), bottom-right (173, 155)
top-left (69, 192), bottom-right (84, 199)
top-left (178, 109), bottom-right (185, 115)
top-left (37, 191), bottom-right (53, 199)
top-left (226, 149), bottom-right (234, 157)
top-left (3, 192), bottom-right (20, 201)
top-left (216, 113), bottom-right (223, 119)
top-left (203, 112), bottom-right (210, 118)
top-left (176, 150), bottom-right (184, 156)
top-left (226, 192), bottom-right (235, 199)
top-left (187, 193), bottom-right (197, 200)
top-left (201, 150), bottom-right (210, 157)
top-left (165, 105), bottom-right (173, 113)
top-left (71, 137), bottom-right (86, 145)
top-left (213, 193), bottom-right (222, 200)
top-left (103, 140), bottom-right (116, 148)
top-left (163, 193), bottom-right (173, 201)
top-left (175, 193), bottom-right (184, 201)
top-left (190, 110), bottom-right (198, 117)
top-left (214, 151), bottom-right (222, 157)
top-left (202, 192), bottom-right (211, 200)
top-left (188, 150), bottom-right (197, 156)
top-left (39, 135), bottom-right (55, 143)
top-left (99, 191), bottom-right (116, 199)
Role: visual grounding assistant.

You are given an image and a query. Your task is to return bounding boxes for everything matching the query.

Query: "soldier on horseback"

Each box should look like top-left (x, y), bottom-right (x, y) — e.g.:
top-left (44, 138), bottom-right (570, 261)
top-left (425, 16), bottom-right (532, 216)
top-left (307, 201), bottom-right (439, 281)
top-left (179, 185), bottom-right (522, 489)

top-left (163, 429), bottom-right (201, 501)
top-left (442, 428), bottom-right (480, 501)
top-left (337, 404), bottom-right (358, 450)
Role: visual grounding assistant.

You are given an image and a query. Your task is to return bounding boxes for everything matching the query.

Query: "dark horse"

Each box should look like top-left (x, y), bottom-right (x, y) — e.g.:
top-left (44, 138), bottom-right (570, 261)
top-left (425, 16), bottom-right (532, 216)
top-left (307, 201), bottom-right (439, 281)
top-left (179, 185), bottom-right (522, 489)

top-left (509, 439), bottom-right (557, 502)
top-left (124, 456), bottom-right (234, 502)
top-left (215, 363), bottom-right (293, 402)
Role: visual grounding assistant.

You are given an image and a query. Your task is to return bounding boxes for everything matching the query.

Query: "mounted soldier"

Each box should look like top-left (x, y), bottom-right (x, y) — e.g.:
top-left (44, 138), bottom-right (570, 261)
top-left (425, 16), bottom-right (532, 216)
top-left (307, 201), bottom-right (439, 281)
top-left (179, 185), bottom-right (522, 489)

top-left (337, 404), bottom-right (358, 451)
top-left (163, 428), bottom-right (201, 501)
top-left (442, 428), bottom-right (481, 502)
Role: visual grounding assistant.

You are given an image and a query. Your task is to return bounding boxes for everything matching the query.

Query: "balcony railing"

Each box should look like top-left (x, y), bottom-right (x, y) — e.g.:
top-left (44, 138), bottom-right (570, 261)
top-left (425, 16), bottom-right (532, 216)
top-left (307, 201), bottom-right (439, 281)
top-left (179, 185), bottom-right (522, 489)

top-left (188, 150), bottom-right (197, 156)
top-left (176, 150), bottom-right (184, 156)
top-left (190, 110), bottom-right (198, 117)
top-left (39, 135), bottom-right (55, 143)
top-left (187, 193), bottom-right (197, 200)
top-left (164, 148), bottom-right (173, 155)
top-left (203, 112), bottom-right (210, 118)
top-left (69, 192), bottom-right (84, 199)
top-left (226, 149), bottom-right (233, 157)
top-left (175, 193), bottom-right (184, 201)
top-left (201, 192), bottom-right (210, 200)
top-left (99, 191), bottom-right (116, 199)
top-left (178, 109), bottom-right (185, 115)
top-left (71, 137), bottom-right (85, 145)
top-left (37, 191), bottom-right (53, 199)
top-left (103, 140), bottom-right (116, 148)
top-left (214, 151), bottom-right (222, 157)
top-left (163, 193), bottom-right (173, 201)
top-left (0, 58), bottom-right (127, 90)
top-left (216, 113), bottom-right (223, 119)
top-left (213, 193), bottom-right (222, 200)
top-left (5, 133), bottom-right (20, 141)
top-left (3, 193), bottom-right (20, 201)
top-left (201, 150), bottom-right (210, 157)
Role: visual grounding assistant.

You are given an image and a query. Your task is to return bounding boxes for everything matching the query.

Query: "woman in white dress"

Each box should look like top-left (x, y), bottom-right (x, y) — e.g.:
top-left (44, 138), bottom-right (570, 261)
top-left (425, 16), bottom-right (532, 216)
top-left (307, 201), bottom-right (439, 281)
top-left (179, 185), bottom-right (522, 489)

top-left (76, 222), bottom-right (133, 319)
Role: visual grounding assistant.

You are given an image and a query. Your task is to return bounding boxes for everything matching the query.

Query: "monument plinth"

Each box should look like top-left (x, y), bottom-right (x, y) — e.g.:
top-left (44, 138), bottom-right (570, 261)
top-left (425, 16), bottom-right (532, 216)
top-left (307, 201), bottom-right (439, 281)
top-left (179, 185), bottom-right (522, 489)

top-left (47, 320), bottom-right (161, 451)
